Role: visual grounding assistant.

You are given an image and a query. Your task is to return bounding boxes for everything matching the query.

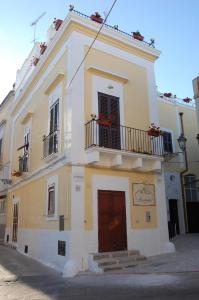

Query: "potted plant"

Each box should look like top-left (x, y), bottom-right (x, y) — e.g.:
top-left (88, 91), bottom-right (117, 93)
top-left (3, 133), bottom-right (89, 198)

top-left (164, 92), bottom-right (172, 98)
top-left (132, 31), bottom-right (144, 41)
top-left (147, 123), bottom-right (162, 137)
top-left (11, 170), bottom-right (22, 177)
top-left (97, 114), bottom-right (112, 126)
top-left (90, 12), bottom-right (103, 24)
top-left (183, 97), bottom-right (192, 103)
top-left (53, 18), bottom-right (63, 31)
top-left (40, 42), bottom-right (47, 55)
top-left (32, 56), bottom-right (39, 66)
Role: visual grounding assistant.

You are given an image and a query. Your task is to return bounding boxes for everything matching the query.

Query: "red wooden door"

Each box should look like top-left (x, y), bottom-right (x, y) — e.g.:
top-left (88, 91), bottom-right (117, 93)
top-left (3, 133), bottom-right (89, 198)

top-left (98, 190), bottom-right (127, 252)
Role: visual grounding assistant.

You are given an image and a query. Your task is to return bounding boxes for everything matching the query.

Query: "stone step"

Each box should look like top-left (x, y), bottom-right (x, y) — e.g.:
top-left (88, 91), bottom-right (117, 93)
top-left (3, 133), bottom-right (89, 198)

top-left (89, 250), bottom-right (146, 273)
top-left (102, 261), bottom-right (139, 272)
top-left (93, 250), bottom-right (140, 261)
top-left (98, 255), bottom-right (146, 268)
top-left (115, 254), bottom-right (146, 263)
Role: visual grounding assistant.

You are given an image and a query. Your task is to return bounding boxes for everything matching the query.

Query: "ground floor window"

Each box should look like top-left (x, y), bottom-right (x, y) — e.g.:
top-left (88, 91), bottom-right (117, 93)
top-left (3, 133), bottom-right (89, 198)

top-left (48, 184), bottom-right (55, 216)
top-left (46, 175), bottom-right (58, 219)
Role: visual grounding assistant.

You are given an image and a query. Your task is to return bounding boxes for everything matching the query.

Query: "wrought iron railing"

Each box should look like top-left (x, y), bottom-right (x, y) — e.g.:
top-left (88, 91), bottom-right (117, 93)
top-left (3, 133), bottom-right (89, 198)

top-left (43, 130), bottom-right (59, 158)
top-left (71, 9), bottom-right (154, 47)
top-left (85, 120), bottom-right (164, 156)
top-left (19, 154), bottom-right (29, 173)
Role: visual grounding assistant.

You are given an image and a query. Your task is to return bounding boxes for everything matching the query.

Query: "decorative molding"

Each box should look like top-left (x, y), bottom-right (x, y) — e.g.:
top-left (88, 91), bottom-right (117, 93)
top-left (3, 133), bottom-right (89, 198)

top-left (21, 112), bottom-right (34, 125)
top-left (87, 65), bottom-right (129, 83)
top-left (44, 73), bottom-right (65, 95)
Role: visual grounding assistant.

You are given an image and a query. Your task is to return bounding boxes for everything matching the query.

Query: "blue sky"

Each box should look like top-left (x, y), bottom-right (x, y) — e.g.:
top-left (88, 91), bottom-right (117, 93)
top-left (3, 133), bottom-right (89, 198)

top-left (0, 0), bottom-right (198, 101)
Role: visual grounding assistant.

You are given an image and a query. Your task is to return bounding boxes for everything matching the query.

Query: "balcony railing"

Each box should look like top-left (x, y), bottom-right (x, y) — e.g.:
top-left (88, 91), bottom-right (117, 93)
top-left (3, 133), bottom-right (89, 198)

top-left (19, 154), bottom-right (29, 173)
top-left (43, 130), bottom-right (59, 158)
top-left (85, 120), bottom-right (164, 156)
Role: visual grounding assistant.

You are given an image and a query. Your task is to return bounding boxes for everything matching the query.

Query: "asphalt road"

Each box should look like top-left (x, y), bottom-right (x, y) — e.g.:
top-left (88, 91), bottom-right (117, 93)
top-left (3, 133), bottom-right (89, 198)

top-left (1, 240), bottom-right (199, 300)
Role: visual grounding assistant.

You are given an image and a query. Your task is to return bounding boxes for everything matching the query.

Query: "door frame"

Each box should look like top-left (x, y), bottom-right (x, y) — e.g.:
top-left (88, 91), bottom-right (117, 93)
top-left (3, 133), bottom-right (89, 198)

top-left (91, 75), bottom-right (125, 127)
top-left (92, 175), bottom-right (131, 253)
top-left (12, 197), bottom-right (20, 244)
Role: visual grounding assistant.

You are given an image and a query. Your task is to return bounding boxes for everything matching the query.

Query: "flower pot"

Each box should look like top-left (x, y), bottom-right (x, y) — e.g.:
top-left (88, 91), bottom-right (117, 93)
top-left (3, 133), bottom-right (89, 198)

top-left (33, 57), bottom-right (39, 66)
top-left (133, 33), bottom-right (144, 41)
top-left (11, 170), bottom-right (22, 177)
top-left (183, 97), bottom-right (192, 103)
top-left (164, 92), bottom-right (172, 98)
top-left (147, 129), bottom-right (161, 137)
top-left (90, 15), bottom-right (103, 24)
top-left (40, 44), bottom-right (47, 55)
top-left (53, 19), bottom-right (63, 31)
top-left (97, 119), bottom-right (112, 126)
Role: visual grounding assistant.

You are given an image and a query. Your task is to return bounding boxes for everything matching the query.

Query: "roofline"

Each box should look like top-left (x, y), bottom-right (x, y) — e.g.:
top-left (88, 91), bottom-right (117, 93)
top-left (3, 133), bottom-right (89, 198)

top-left (0, 90), bottom-right (15, 111)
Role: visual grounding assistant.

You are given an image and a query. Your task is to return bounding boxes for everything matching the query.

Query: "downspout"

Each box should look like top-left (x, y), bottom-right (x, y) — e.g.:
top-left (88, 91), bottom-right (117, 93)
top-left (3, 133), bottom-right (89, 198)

top-left (179, 112), bottom-right (189, 233)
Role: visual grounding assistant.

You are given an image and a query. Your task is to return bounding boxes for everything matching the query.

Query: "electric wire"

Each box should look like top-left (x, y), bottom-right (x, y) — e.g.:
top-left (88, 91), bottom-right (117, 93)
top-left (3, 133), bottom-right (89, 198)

top-left (67, 0), bottom-right (118, 89)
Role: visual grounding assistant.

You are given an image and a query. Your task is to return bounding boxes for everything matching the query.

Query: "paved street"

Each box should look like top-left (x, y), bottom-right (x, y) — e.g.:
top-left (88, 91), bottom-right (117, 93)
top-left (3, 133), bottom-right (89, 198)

top-left (1, 235), bottom-right (199, 300)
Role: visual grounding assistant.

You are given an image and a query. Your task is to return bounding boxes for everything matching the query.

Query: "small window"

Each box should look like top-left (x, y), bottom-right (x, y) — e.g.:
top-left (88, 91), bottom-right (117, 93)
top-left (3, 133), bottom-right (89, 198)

top-left (162, 131), bottom-right (173, 153)
top-left (48, 185), bottom-right (55, 216)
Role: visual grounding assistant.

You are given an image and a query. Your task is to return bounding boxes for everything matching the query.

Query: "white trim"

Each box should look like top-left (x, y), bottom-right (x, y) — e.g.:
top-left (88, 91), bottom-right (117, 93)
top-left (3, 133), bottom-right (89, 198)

top-left (46, 175), bottom-right (58, 221)
top-left (87, 65), bottom-right (129, 83)
top-left (92, 75), bottom-right (124, 126)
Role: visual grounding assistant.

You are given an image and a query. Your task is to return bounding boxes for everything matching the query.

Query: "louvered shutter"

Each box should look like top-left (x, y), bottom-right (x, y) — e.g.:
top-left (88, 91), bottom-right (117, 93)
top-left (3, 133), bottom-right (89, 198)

top-left (98, 92), bottom-right (121, 149)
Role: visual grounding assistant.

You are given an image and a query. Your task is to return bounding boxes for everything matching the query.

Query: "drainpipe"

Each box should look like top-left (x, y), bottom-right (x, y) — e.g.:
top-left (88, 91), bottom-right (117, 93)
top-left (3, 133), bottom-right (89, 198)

top-left (179, 112), bottom-right (189, 233)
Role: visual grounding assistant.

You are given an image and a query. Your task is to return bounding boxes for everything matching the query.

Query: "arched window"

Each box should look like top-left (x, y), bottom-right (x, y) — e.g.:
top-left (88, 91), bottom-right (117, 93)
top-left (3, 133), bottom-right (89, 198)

top-left (184, 174), bottom-right (198, 202)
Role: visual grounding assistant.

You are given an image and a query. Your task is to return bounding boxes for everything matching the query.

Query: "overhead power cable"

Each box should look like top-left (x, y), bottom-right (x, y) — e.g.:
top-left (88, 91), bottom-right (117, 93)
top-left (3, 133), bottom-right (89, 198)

top-left (67, 0), bottom-right (118, 89)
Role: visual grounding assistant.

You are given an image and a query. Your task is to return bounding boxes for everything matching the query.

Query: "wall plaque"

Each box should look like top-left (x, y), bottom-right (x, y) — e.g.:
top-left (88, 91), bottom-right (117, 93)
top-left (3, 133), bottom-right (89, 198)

top-left (133, 183), bottom-right (155, 206)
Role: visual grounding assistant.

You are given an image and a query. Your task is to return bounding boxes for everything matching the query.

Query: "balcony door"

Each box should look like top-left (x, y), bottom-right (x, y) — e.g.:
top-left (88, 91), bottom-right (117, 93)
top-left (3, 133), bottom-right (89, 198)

top-left (98, 92), bottom-right (121, 150)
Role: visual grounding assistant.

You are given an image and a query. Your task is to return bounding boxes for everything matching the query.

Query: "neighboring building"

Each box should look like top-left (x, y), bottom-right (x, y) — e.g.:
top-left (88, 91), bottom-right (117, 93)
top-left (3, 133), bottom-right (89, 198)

top-left (158, 92), bottom-right (199, 237)
top-left (0, 90), bottom-right (14, 241)
top-left (2, 8), bottom-right (198, 276)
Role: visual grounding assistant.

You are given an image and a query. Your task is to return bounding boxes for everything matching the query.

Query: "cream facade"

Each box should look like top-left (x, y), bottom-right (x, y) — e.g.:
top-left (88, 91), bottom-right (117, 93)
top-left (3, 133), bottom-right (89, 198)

top-left (1, 10), bottom-right (187, 276)
top-left (158, 93), bottom-right (199, 237)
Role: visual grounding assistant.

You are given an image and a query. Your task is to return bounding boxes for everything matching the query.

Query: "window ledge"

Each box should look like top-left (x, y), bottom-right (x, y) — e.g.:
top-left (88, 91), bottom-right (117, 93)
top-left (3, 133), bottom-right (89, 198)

top-left (43, 152), bottom-right (59, 163)
top-left (46, 214), bottom-right (58, 221)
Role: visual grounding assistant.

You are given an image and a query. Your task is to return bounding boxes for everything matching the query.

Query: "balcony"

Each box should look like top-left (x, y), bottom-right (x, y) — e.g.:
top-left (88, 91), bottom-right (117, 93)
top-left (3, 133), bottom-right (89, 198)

top-left (19, 154), bottom-right (29, 173)
top-left (43, 130), bottom-right (59, 159)
top-left (85, 120), bottom-right (164, 172)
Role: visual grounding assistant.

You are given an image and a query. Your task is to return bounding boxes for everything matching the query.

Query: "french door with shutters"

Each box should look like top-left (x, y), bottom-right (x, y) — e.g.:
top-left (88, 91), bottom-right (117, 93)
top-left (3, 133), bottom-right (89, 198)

top-left (49, 100), bottom-right (59, 154)
top-left (98, 92), bottom-right (121, 150)
top-left (12, 203), bottom-right (19, 242)
top-left (98, 190), bottom-right (127, 252)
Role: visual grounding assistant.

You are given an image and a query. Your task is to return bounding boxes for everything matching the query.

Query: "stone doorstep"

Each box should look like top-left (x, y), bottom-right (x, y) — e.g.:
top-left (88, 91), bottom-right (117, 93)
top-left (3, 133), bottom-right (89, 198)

top-left (92, 250), bottom-right (140, 261)
top-left (102, 261), bottom-right (139, 272)
top-left (90, 250), bottom-right (146, 273)
top-left (97, 255), bottom-right (146, 267)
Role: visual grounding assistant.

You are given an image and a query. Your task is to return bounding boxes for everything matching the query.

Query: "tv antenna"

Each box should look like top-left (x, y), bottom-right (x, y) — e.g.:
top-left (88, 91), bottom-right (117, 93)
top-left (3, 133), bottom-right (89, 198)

top-left (30, 12), bottom-right (46, 44)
